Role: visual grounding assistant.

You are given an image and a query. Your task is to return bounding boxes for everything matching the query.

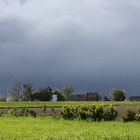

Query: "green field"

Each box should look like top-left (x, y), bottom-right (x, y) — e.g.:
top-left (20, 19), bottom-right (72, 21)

top-left (0, 101), bottom-right (140, 108)
top-left (0, 102), bottom-right (140, 140)
top-left (0, 117), bottom-right (140, 140)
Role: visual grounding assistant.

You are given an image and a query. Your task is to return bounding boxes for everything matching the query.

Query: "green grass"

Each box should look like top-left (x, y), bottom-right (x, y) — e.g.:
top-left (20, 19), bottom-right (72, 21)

top-left (0, 117), bottom-right (140, 140)
top-left (0, 101), bottom-right (140, 108)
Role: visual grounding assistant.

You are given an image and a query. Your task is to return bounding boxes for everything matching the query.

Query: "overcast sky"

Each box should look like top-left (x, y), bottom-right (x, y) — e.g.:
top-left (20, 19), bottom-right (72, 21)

top-left (0, 0), bottom-right (140, 95)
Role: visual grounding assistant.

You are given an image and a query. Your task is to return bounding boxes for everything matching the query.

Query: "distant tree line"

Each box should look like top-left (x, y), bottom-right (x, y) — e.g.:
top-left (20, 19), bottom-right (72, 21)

top-left (104, 89), bottom-right (126, 101)
top-left (9, 80), bottom-right (74, 101)
top-left (0, 80), bottom-right (127, 102)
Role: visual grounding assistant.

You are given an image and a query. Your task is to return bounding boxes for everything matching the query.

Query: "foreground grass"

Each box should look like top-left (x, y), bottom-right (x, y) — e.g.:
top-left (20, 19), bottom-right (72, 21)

top-left (0, 117), bottom-right (140, 140)
top-left (0, 101), bottom-right (140, 108)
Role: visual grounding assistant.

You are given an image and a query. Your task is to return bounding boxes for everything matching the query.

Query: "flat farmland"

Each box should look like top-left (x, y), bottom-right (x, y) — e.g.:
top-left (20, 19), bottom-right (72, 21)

top-left (0, 101), bottom-right (140, 108)
top-left (0, 102), bottom-right (140, 140)
top-left (0, 101), bottom-right (140, 120)
top-left (0, 117), bottom-right (140, 140)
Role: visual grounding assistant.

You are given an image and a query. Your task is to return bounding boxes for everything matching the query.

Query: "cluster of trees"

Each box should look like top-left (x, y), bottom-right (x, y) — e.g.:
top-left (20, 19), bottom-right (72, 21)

top-left (104, 89), bottom-right (126, 101)
top-left (0, 80), bottom-right (127, 102)
top-left (110, 89), bottom-right (126, 101)
top-left (9, 80), bottom-right (74, 101)
top-left (10, 81), bottom-right (32, 101)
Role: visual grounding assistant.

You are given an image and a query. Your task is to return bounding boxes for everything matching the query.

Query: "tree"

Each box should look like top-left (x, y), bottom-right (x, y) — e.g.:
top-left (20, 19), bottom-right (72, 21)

top-left (61, 85), bottom-right (74, 100)
top-left (10, 80), bottom-right (23, 101)
top-left (31, 87), bottom-right (66, 101)
top-left (31, 87), bottom-right (52, 101)
top-left (22, 82), bottom-right (33, 101)
top-left (0, 96), bottom-right (6, 102)
top-left (110, 89), bottom-right (126, 101)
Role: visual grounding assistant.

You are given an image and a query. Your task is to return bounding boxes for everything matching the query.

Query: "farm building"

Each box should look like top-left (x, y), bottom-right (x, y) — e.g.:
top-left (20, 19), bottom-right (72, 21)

top-left (86, 92), bottom-right (101, 101)
top-left (128, 96), bottom-right (140, 101)
top-left (68, 94), bottom-right (86, 101)
top-left (68, 92), bottom-right (100, 101)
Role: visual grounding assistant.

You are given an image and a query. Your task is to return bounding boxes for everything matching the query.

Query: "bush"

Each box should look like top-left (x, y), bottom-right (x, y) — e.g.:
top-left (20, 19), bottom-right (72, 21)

top-left (42, 105), bottom-right (47, 114)
top-left (78, 105), bottom-right (93, 120)
top-left (103, 106), bottom-right (118, 121)
top-left (134, 109), bottom-right (140, 121)
top-left (122, 109), bottom-right (136, 122)
top-left (7, 107), bottom-right (37, 117)
top-left (20, 107), bottom-right (37, 117)
top-left (8, 108), bottom-right (18, 116)
top-left (135, 114), bottom-right (140, 121)
top-left (29, 109), bottom-right (37, 117)
top-left (93, 106), bottom-right (104, 121)
top-left (61, 106), bottom-right (79, 120)
top-left (20, 107), bottom-right (29, 116)
top-left (61, 105), bottom-right (118, 121)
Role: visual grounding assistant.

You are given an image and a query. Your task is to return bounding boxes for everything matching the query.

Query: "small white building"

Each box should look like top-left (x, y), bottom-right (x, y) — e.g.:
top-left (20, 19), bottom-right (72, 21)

top-left (52, 94), bottom-right (57, 102)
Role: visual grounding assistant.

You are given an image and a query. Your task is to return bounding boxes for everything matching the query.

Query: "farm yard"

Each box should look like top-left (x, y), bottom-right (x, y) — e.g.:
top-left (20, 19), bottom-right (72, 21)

top-left (0, 101), bottom-right (140, 139)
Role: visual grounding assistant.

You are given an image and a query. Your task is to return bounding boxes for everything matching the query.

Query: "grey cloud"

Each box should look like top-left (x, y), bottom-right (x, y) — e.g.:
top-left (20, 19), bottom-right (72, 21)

top-left (20, 0), bottom-right (27, 5)
top-left (0, 18), bottom-right (30, 44)
top-left (0, 0), bottom-right (140, 95)
top-left (2, 0), bottom-right (28, 5)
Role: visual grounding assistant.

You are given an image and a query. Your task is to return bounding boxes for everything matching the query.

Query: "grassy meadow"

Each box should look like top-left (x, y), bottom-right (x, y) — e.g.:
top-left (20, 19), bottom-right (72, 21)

top-left (0, 101), bottom-right (140, 108)
top-left (0, 117), bottom-right (140, 140)
top-left (0, 101), bottom-right (140, 140)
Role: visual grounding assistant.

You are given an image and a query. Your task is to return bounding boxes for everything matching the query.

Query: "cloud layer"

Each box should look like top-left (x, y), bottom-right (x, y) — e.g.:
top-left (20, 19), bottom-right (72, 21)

top-left (0, 0), bottom-right (140, 95)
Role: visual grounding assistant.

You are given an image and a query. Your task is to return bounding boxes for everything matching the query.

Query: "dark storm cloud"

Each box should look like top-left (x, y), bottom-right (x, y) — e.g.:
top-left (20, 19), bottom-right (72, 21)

top-left (0, 0), bottom-right (140, 95)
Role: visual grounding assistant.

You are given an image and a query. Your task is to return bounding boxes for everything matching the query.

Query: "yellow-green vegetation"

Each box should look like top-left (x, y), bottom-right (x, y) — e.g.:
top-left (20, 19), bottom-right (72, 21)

top-left (0, 117), bottom-right (140, 140)
top-left (61, 105), bottom-right (118, 121)
top-left (0, 101), bottom-right (140, 108)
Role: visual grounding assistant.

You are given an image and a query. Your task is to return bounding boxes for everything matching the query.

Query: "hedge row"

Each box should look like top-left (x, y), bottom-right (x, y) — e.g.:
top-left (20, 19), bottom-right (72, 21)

top-left (1, 105), bottom-right (140, 122)
top-left (61, 105), bottom-right (118, 121)
top-left (0, 107), bottom-right (37, 117)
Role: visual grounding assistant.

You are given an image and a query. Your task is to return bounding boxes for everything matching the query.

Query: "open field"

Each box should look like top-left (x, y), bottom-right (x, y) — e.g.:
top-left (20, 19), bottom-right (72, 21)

top-left (0, 101), bottom-right (140, 108)
top-left (0, 117), bottom-right (140, 140)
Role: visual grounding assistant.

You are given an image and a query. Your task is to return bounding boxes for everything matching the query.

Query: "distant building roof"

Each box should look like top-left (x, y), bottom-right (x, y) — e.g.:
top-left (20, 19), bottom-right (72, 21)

top-left (68, 92), bottom-right (100, 101)
top-left (86, 92), bottom-right (100, 101)
top-left (129, 96), bottom-right (140, 100)
top-left (68, 94), bottom-right (86, 101)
